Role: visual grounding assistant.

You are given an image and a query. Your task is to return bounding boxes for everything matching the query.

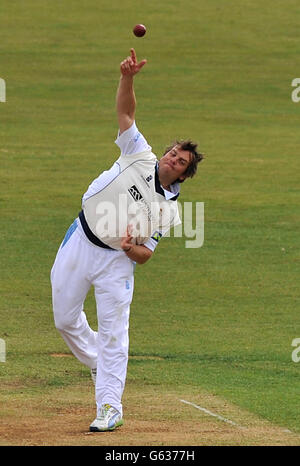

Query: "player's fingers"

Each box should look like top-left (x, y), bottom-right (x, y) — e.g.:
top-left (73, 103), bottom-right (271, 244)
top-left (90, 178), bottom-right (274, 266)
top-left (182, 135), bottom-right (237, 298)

top-left (123, 60), bottom-right (130, 72)
top-left (125, 56), bottom-right (135, 69)
top-left (121, 226), bottom-right (131, 240)
top-left (130, 48), bottom-right (137, 63)
top-left (137, 59), bottom-right (147, 70)
top-left (120, 63), bottom-right (127, 74)
top-left (127, 224), bottom-right (133, 236)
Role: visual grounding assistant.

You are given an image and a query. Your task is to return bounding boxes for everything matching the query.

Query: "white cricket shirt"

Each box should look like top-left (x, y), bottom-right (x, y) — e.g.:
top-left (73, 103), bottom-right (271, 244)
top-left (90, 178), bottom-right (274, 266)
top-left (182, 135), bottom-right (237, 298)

top-left (82, 122), bottom-right (181, 251)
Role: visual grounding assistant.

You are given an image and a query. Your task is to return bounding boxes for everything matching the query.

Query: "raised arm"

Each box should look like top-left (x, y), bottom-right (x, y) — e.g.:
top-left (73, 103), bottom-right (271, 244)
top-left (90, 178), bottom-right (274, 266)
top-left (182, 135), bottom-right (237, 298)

top-left (116, 48), bottom-right (147, 135)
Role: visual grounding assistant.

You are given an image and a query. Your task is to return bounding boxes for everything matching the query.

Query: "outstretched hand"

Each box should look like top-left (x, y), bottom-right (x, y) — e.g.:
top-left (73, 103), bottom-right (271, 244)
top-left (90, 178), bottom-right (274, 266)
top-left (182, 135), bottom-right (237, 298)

top-left (120, 48), bottom-right (147, 77)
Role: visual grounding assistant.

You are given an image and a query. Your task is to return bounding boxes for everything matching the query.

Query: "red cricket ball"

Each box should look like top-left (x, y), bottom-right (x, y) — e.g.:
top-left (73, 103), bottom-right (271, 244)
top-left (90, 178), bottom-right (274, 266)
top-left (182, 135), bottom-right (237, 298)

top-left (133, 24), bottom-right (146, 37)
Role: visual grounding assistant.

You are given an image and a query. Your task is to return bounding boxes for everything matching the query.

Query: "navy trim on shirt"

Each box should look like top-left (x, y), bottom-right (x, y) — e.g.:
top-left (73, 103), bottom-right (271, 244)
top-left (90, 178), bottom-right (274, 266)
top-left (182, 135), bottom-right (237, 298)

top-left (79, 210), bottom-right (116, 250)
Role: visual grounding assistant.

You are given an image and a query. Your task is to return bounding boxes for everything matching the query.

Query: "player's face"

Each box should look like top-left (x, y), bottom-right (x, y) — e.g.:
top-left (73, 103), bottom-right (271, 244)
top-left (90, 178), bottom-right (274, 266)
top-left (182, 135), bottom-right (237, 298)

top-left (159, 145), bottom-right (191, 184)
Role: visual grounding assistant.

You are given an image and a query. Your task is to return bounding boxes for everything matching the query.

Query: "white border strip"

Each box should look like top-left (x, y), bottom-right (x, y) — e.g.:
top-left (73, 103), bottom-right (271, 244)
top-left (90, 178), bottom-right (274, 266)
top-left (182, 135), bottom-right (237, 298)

top-left (181, 399), bottom-right (294, 434)
top-left (180, 399), bottom-right (244, 428)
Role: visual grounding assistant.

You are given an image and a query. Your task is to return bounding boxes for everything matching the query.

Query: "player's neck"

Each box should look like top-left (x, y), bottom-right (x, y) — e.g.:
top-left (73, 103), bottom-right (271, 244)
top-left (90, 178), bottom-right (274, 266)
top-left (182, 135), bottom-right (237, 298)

top-left (161, 182), bottom-right (171, 191)
top-left (157, 171), bottom-right (172, 191)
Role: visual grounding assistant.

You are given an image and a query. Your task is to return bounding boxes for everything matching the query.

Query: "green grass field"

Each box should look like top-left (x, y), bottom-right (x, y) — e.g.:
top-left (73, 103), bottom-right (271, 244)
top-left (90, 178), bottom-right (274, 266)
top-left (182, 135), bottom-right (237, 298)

top-left (1, 0), bottom-right (300, 445)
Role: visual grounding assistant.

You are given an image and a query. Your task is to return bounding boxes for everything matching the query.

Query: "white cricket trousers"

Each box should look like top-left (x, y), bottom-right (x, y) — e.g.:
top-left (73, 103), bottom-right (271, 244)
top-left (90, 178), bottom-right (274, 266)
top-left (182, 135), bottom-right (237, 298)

top-left (50, 218), bottom-right (135, 416)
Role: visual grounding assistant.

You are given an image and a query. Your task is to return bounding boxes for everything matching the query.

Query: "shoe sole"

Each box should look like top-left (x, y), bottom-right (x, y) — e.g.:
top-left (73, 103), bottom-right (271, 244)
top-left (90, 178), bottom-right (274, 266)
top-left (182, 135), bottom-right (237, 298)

top-left (89, 419), bottom-right (124, 432)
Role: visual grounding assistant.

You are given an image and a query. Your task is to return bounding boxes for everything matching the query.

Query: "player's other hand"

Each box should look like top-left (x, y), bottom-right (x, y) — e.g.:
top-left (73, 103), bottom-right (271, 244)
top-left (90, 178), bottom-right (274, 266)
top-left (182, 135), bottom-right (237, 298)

top-left (120, 48), bottom-right (147, 77)
top-left (121, 225), bottom-right (134, 251)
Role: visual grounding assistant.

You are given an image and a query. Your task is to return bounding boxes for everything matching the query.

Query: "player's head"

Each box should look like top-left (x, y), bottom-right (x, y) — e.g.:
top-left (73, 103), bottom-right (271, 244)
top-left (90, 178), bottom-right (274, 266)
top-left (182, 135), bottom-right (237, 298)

top-left (159, 140), bottom-right (204, 184)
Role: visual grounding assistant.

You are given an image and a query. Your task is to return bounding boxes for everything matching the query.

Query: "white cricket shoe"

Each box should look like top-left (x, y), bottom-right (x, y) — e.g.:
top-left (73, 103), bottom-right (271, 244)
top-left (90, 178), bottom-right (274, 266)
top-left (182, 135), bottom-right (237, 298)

top-left (91, 368), bottom-right (97, 385)
top-left (89, 403), bottom-right (124, 432)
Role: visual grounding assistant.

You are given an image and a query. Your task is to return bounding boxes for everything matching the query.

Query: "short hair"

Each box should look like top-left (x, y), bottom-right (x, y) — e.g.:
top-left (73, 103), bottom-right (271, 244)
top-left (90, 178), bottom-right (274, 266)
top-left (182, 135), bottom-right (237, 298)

top-left (163, 140), bottom-right (204, 181)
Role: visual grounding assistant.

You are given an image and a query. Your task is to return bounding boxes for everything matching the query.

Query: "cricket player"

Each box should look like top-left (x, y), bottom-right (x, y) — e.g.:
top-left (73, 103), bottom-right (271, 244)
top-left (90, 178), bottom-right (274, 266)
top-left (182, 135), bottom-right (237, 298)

top-left (51, 48), bottom-right (203, 432)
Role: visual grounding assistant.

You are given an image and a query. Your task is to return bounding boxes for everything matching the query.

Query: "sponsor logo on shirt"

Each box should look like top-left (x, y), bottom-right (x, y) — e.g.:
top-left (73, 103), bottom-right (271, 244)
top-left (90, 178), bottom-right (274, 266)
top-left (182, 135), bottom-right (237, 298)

top-left (151, 231), bottom-right (162, 243)
top-left (128, 185), bottom-right (143, 202)
top-left (128, 185), bottom-right (153, 222)
top-left (140, 174), bottom-right (153, 188)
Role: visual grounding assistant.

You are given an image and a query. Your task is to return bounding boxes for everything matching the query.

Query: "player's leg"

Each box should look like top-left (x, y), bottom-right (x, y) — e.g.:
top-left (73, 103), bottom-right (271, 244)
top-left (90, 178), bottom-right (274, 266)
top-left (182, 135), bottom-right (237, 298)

top-left (51, 220), bottom-right (98, 369)
top-left (92, 251), bottom-right (134, 420)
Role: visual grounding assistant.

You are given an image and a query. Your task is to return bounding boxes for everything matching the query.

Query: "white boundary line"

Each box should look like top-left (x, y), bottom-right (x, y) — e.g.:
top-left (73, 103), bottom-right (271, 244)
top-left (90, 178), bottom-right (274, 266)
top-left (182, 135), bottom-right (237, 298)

top-left (180, 399), bottom-right (244, 428)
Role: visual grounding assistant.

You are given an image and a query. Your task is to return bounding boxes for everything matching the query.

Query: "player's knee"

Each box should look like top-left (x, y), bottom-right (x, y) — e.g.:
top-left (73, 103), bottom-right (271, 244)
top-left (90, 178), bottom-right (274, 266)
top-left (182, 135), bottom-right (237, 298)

top-left (53, 308), bottom-right (71, 331)
top-left (53, 314), bottom-right (65, 331)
